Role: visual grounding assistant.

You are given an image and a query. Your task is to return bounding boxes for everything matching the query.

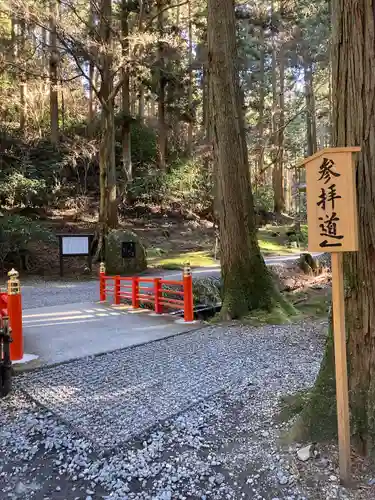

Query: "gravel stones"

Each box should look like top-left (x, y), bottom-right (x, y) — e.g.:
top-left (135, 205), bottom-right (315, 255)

top-left (18, 322), bottom-right (324, 449)
top-left (1, 318), bottom-right (368, 499)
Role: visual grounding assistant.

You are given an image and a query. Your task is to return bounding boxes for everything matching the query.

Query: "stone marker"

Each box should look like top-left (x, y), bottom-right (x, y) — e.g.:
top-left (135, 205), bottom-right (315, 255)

top-left (105, 229), bottom-right (147, 275)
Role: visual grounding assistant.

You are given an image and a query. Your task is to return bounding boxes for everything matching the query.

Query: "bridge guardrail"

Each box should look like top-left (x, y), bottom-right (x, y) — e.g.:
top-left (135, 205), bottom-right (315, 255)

top-left (99, 263), bottom-right (194, 322)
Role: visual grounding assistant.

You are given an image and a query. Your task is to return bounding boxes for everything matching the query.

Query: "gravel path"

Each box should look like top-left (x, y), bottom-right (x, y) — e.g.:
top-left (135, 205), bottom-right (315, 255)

top-left (3, 319), bottom-right (372, 499)
top-left (18, 322), bottom-right (323, 450)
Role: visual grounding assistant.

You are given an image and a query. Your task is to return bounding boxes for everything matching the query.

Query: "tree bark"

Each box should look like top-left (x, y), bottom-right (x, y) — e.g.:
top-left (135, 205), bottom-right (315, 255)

top-left (49, 0), bottom-right (59, 145)
top-left (270, 0), bottom-right (281, 212)
top-left (303, 52), bottom-right (317, 157)
top-left (88, 1), bottom-right (95, 136)
top-left (273, 41), bottom-right (285, 214)
top-left (138, 86), bottom-right (145, 121)
top-left (256, 24), bottom-right (265, 185)
top-left (187, 0), bottom-right (193, 154)
top-left (19, 14), bottom-right (27, 134)
top-left (99, 0), bottom-right (117, 229)
top-left (297, 0), bottom-right (375, 455)
top-left (156, 0), bottom-right (167, 171)
top-left (207, 0), bottom-right (294, 319)
top-left (121, 0), bottom-right (132, 186)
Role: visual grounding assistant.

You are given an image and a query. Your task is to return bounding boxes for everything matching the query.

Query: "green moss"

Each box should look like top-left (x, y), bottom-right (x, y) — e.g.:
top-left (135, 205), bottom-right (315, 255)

top-left (289, 289), bottom-right (331, 319)
top-left (243, 305), bottom-right (295, 326)
top-left (289, 309), bottom-right (337, 442)
top-left (277, 390), bottom-right (311, 423)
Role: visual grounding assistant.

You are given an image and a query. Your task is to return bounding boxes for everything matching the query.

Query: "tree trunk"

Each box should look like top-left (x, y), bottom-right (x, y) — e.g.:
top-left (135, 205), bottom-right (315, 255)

top-left (88, 1), bottom-right (95, 135)
top-left (270, 1), bottom-right (280, 212)
top-left (19, 15), bottom-right (27, 134)
top-left (303, 52), bottom-right (317, 157)
top-left (138, 85), bottom-right (145, 121)
top-left (207, 0), bottom-right (294, 320)
top-left (297, 0), bottom-right (375, 455)
top-left (49, 0), bottom-right (59, 145)
top-left (273, 42), bottom-right (285, 214)
top-left (156, 0), bottom-right (167, 171)
top-left (187, 0), bottom-right (193, 154)
top-left (121, 0), bottom-right (132, 185)
top-left (99, 0), bottom-right (117, 229)
top-left (256, 24), bottom-right (265, 185)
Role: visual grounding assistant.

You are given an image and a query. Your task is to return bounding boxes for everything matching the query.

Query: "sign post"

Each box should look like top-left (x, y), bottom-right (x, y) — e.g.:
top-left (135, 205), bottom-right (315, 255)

top-left (298, 147), bottom-right (361, 485)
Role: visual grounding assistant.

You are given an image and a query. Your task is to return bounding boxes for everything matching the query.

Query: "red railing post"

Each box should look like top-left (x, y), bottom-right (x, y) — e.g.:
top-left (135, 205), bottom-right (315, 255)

top-left (183, 263), bottom-right (194, 322)
top-left (154, 278), bottom-right (162, 314)
top-left (7, 269), bottom-right (23, 362)
top-left (114, 276), bottom-right (120, 305)
top-left (132, 277), bottom-right (139, 309)
top-left (99, 262), bottom-right (106, 302)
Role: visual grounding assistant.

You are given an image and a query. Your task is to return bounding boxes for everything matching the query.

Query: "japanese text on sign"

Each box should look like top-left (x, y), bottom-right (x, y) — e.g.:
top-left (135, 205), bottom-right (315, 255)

top-left (316, 158), bottom-right (344, 249)
top-left (302, 148), bottom-right (359, 253)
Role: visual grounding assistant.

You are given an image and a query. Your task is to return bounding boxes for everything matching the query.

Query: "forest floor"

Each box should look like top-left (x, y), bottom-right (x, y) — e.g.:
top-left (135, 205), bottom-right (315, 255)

top-left (9, 201), bottom-right (306, 278)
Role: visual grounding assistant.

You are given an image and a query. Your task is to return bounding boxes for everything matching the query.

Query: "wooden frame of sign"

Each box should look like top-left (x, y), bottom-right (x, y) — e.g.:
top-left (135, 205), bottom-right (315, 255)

top-left (297, 147), bottom-right (361, 484)
top-left (57, 233), bottom-right (95, 277)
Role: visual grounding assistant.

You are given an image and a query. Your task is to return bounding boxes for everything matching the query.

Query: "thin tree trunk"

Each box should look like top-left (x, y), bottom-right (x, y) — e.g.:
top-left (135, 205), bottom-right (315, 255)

top-left (99, 0), bottom-right (117, 229)
top-left (121, 0), bottom-right (132, 186)
top-left (49, 0), bottom-right (59, 145)
top-left (208, 0), bottom-right (293, 319)
top-left (304, 52), bottom-right (317, 156)
top-left (138, 86), bottom-right (145, 121)
top-left (274, 42), bottom-right (285, 214)
top-left (257, 24), bottom-right (265, 185)
top-left (19, 15), bottom-right (27, 134)
top-left (270, 0), bottom-right (280, 211)
top-left (187, 0), bottom-right (193, 154)
top-left (156, 0), bottom-right (167, 171)
top-left (88, 1), bottom-right (95, 135)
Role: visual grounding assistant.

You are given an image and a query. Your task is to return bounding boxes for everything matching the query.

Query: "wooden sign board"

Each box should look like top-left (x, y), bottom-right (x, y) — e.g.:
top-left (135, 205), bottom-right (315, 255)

top-left (298, 147), bottom-right (360, 253)
top-left (298, 146), bottom-right (361, 485)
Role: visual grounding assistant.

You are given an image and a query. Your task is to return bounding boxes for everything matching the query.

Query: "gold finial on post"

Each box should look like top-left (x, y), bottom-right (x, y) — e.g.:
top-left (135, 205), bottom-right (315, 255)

top-left (7, 268), bottom-right (20, 295)
top-left (183, 262), bottom-right (191, 277)
top-left (99, 262), bottom-right (106, 274)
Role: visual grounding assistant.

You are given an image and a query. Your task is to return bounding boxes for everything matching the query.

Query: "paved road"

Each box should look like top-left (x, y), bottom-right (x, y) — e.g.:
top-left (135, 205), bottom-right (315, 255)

top-left (20, 252), bottom-right (323, 310)
top-left (22, 302), bottom-right (200, 367)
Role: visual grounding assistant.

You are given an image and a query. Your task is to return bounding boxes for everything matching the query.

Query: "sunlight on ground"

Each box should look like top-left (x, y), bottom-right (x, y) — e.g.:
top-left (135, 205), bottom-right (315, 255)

top-left (258, 239), bottom-right (301, 255)
top-left (147, 250), bottom-right (218, 269)
top-left (147, 224), bottom-right (308, 268)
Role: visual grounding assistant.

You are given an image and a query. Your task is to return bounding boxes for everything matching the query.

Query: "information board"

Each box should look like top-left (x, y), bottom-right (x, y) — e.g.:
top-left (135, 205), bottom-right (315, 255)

top-left (62, 236), bottom-right (89, 256)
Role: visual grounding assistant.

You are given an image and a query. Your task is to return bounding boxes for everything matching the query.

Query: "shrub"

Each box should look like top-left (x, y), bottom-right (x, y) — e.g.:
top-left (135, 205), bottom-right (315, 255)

top-left (0, 215), bottom-right (57, 271)
top-left (253, 185), bottom-right (274, 212)
top-left (0, 173), bottom-right (48, 208)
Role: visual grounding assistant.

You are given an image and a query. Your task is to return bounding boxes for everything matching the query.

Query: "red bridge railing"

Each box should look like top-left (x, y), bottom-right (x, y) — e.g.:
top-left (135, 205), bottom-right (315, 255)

top-left (99, 263), bottom-right (194, 322)
top-left (1, 269), bottom-right (23, 361)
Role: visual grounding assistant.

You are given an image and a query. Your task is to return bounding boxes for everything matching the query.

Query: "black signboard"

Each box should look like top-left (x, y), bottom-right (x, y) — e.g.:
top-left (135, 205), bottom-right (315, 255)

top-left (122, 241), bottom-right (136, 259)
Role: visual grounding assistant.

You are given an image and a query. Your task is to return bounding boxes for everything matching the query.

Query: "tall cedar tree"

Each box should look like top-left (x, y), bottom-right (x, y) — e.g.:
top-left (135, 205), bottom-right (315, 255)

top-left (207, 0), bottom-right (294, 319)
top-left (296, 0), bottom-right (375, 455)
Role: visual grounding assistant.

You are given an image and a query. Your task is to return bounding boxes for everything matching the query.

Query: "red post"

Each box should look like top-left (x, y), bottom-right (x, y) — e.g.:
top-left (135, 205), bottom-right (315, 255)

top-left (132, 277), bottom-right (139, 309)
top-left (154, 278), bottom-right (162, 314)
top-left (7, 269), bottom-right (23, 361)
top-left (183, 263), bottom-right (194, 322)
top-left (99, 262), bottom-right (106, 302)
top-left (114, 276), bottom-right (120, 305)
